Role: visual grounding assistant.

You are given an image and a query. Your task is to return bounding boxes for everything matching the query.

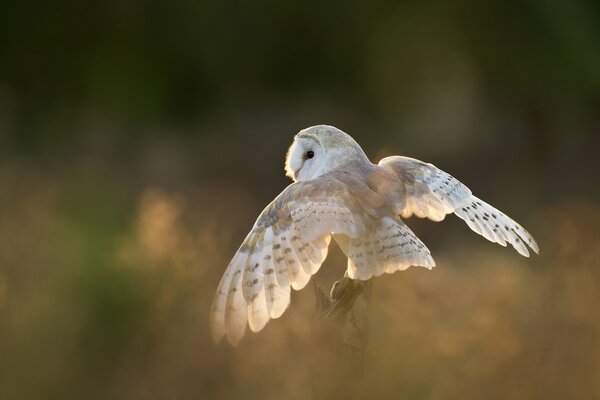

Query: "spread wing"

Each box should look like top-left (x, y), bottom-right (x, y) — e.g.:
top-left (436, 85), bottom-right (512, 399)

top-left (210, 177), bottom-right (371, 346)
top-left (379, 156), bottom-right (539, 257)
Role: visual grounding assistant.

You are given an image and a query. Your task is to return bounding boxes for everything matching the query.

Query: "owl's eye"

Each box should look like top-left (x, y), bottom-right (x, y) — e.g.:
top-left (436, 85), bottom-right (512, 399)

top-left (306, 151), bottom-right (314, 159)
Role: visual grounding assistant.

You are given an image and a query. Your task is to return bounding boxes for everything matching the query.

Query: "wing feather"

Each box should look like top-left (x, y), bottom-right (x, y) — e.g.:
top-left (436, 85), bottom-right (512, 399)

top-left (379, 156), bottom-right (539, 256)
top-left (224, 251), bottom-right (250, 345)
top-left (210, 177), bottom-right (366, 345)
top-left (260, 233), bottom-right (290, 319)
top-left (347, 216), bottom-right (435, 280)
top-left (209, 251), bottom-right (238, 342)
top-left (279, 233), bottom-right (311, 290)
top-left (272, 238), bottom-right (290, 289)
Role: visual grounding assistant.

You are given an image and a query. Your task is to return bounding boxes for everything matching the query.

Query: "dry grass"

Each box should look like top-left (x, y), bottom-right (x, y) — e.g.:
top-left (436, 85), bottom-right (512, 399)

top-left (0, 160), bottom-right (598, 399)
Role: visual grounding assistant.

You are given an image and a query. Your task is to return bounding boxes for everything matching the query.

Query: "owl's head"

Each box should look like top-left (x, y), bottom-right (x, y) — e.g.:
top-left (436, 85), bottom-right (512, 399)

top-left (284, 125), bottom-right (369, 182)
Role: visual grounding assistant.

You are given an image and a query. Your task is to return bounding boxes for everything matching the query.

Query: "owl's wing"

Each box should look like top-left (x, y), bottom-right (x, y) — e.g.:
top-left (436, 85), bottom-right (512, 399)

top-left (210, 177), bottom-right (372, 346)
top-left (379, 156), bottom-right (539, 257)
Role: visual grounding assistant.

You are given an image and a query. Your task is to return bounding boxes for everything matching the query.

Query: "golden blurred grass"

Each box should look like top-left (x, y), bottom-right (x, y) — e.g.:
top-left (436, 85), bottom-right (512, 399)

top-left (0, 161), bottom-right (598, 399)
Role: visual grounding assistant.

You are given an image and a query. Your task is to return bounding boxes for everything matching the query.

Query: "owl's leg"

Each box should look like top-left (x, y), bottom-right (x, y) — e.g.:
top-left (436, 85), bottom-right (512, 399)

top-left (312, 272), bottom-right (371, 320)
top-left (329, 274), bottom-right (371, 319)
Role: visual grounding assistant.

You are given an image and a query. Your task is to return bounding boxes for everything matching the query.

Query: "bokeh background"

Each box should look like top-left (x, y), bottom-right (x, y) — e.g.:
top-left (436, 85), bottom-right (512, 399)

top-left (1, 1), bottom-right (599, 399)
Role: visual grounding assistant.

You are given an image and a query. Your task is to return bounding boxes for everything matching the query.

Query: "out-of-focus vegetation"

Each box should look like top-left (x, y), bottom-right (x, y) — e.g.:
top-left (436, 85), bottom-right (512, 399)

top-left (0, 1), bottom-right (599, 399)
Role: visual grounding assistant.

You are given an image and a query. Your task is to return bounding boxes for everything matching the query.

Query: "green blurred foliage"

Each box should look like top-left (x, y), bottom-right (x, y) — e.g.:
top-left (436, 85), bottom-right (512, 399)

top-left (0, 0), bottom-right (598, 399)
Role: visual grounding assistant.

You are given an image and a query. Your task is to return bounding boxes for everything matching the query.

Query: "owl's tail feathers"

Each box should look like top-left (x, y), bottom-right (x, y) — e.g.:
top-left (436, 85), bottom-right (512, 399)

top-left (346, 217), bottom-right (435, 281)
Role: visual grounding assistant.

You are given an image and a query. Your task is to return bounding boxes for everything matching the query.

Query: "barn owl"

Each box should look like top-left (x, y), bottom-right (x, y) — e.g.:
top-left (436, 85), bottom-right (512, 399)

top-left (210, 125), bottom-right (539, 345)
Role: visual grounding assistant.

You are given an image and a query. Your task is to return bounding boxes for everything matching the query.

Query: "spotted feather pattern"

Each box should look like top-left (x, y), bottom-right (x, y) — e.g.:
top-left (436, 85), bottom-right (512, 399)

top-left (212, 151), bottom-right (539, 346)
top-left (454, 196), bottom-right (539, 257)
top-left (379, 156), bottom-right (539, 256)
top-left (210, 178), bottom-right (364, 345)
top-left (347, 216), bottom-right (435, 280)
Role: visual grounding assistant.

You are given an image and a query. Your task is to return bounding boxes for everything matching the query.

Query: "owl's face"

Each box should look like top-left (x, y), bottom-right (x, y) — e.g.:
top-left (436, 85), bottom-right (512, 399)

top-left (285, 135), bottom-right (324, 182)
top-left (284, 125), bottom-right (369, 182)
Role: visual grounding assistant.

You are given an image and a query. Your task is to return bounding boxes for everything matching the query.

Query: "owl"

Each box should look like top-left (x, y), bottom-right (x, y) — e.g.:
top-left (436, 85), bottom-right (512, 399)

top-left (210, 125), bottom-right (539, 345)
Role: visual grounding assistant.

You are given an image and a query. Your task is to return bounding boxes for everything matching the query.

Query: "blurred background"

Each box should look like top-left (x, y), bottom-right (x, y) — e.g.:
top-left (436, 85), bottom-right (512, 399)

top-left (0, 0), bottom-right (599, 399)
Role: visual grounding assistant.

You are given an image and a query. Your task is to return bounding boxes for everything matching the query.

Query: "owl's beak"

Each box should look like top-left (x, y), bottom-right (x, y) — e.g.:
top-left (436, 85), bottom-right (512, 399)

top-left (293, 166), bottom-right (302, 181)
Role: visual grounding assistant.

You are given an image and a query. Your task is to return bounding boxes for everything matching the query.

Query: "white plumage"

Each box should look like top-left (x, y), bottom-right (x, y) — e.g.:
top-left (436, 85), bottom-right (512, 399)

top-left (210, 125), bottom-right (539, 345)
